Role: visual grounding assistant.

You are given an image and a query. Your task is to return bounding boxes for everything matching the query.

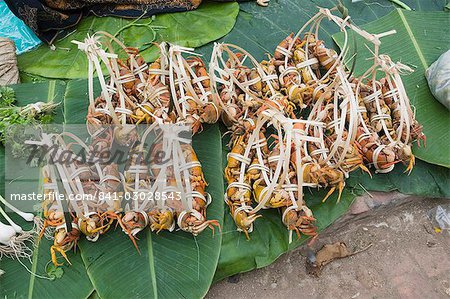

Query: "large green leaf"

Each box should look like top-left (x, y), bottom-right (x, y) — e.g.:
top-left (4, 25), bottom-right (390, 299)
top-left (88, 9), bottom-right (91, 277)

top-left (77, 135), bottom-right (223, 298)
top-left (63, 79), bottom-right (224, 298)
top-left (333, 10), bottom-right (450, 167)
top-left (214, 188), bottom-right (356, 281)
top-left (0, 81), bottom-right (94, 299)
top-left (347, 159), bottom-right (450, 198)
top-left (1, 78), bottom-right (224, 298)
top-left (204, 0), bottom-right (448, 281)
top-left (18, 2), bottom-right (239, 80)
top-left (0, 237), bottom-right (94, 299)
top-left (198, 0), bottom-right (446, 58)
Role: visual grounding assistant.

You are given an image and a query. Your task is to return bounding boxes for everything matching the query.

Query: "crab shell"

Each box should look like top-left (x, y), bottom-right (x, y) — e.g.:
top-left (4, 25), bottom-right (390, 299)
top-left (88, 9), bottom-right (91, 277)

top-left (122, 211), bottom-right (149, 236)
top-left (54, 223), bottom-right (80, 251)
top-left (78, 212), bottom-right (102, 242)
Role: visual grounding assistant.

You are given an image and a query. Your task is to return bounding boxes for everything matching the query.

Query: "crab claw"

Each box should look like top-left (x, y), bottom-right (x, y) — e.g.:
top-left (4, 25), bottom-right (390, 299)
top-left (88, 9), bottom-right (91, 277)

top-left (416, 134), bottom-right (426, 148)
top-left (119, 219), bottom-right (141, 255)
top-left (149, 210), bottom-right (174, 234)
top-left (404, 154), bottom-right (415, 175)
top-left (336, 181), bottom-right (345, 203)
top-left (256, 0), bottom-right (270, 6)
top-left (193, 219), bottom-right (221, 236)
top-left (322, 186), bottom-right (335, 203)
top-left (51, 245), bottom-right (72, 267)
top-left (360, 164), bottom-right (372, 178)
top-left (104, 212), bottom-right (142, 254)
top-left (234, 210), bottom-right (262, 240)
top-left (283, 207), bottom-right (317, 242)
top-left (322, 180), bottom-right (345, 204)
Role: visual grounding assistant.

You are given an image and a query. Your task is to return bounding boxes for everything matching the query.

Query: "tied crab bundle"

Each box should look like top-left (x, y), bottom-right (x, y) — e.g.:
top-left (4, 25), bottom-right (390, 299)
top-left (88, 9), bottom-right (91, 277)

top-left (110, 123), bottom-right (219, 252)
top-left (319, 8), bottom-right (425, 175)
top-left (298, 8), bottom-right (426, 175)
top-left (147, 124), bottom-right (219, 236)
top-left (40, 164), bottom-right (83, 267)
top-left (220, 7), bottom-right (425, 239)
top-left (167, 45), bottom-right (220, 133)
top-left (251, 109), bottom-right (319, 243)
top-left (354, 54), bottom-right (426, 174)
top-left (35, 130), bottom-right (121, 266)
top-left (274, 8), bottom-right (425, 176)
top-left (274, 9), bottom-right (369, 185)
top-left (223, 106), bottom-right (319, 241)
top-left (209, 43), bottom-right (287, 140)
top-left (210, 43), bottom-right (304, 239)
top-left (74, 33), bottom-right (221, 135)
top-left (73, 32), bottom-right (151, 132)
top-left (69, 33), bottom-right (220, 254)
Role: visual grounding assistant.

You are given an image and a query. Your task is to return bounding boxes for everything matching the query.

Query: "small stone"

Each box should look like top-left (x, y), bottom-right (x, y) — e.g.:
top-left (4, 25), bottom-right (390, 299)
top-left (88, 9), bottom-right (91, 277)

top-left (445, 287), bottom-right (450, 296)
top-left (270, 282), bottom-right (277, 289)
top-left (362, 227), bottom-right (369, 231)
top-left (351, 198), bottom-right (370, 215)
top-left (426, 241), bottom-right (437, 248)
top-left (373, 222), bottom-right (389, 228)
top-left (227, 274), bottom-right (240, 284)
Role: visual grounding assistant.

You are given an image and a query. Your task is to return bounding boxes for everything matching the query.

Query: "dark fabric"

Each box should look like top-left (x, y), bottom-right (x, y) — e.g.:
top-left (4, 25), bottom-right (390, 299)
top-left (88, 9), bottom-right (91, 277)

top-left (4, 0), bottom-right (205, 44)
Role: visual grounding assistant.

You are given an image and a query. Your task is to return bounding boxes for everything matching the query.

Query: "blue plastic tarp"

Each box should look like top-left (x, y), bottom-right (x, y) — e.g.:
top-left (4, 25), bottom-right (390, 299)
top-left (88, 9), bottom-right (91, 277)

top-left (0, 0), bottom-right (41, 54)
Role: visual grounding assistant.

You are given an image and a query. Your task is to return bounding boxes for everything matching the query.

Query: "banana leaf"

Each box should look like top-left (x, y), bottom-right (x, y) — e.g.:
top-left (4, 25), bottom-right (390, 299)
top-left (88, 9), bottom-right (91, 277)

top-left (202, 0), bottom-right (449, 281)
top-left (18, 2), bottom-right (239, 80)
top-left (0, 81), bottom-right (94, 299)
top-left (214, 139), bottom-right (449, 282)
top-left (347, 160), bottom-right (450, 198)
top-left (214, 186), bottom-right (357, 281)
top-left (4, 0), bottom-right (450, 296)
top-left (198, 0), bottom-right (446, 59)
top-left (333, 9), bottom-right (450, 168)
top-left (0, 79), bottom-right (224, 299)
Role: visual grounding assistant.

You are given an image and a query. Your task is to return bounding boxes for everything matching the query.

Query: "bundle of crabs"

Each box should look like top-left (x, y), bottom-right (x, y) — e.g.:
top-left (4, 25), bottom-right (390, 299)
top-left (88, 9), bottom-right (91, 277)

top-left (4, 7), bottom-right (425, 267)
top-left (35, 32), bottom-right (220, 266)
top-left (211, 8), bottom-right (424, 242)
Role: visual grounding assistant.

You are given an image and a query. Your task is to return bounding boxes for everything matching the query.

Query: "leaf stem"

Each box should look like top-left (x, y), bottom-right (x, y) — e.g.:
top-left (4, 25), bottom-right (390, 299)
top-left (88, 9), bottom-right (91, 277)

top-left (388, 0), bottom-right (412, 10)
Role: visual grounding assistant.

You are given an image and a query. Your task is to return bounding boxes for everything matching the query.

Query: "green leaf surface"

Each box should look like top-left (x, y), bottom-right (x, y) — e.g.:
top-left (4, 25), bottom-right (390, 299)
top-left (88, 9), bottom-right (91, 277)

top-left (0, 81), bottom-right (94, 299)
top-left (198, 0), bottom-right (446, 59)
top-left (214, 188), bottom-right (356, 281)
top-left (348, 159), bottom-right (450, 198)
top-left (18, 2), bottom-right (239, 80)
top-left (0, 238), bottom-right (93, 299)
top-left (1, 79), bottom-right (224, 298)
top-left (333, 10), bottom-right (450, 167)
top-left (77, 123), bottom-right (224, 298)
top-left (205, 0), bottom-right (448, 281)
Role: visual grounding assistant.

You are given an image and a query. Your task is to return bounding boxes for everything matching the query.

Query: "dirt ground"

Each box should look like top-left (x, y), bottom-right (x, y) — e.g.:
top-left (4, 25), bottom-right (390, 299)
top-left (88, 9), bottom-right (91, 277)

top-left (207, 197), bottom-right (450, 299)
